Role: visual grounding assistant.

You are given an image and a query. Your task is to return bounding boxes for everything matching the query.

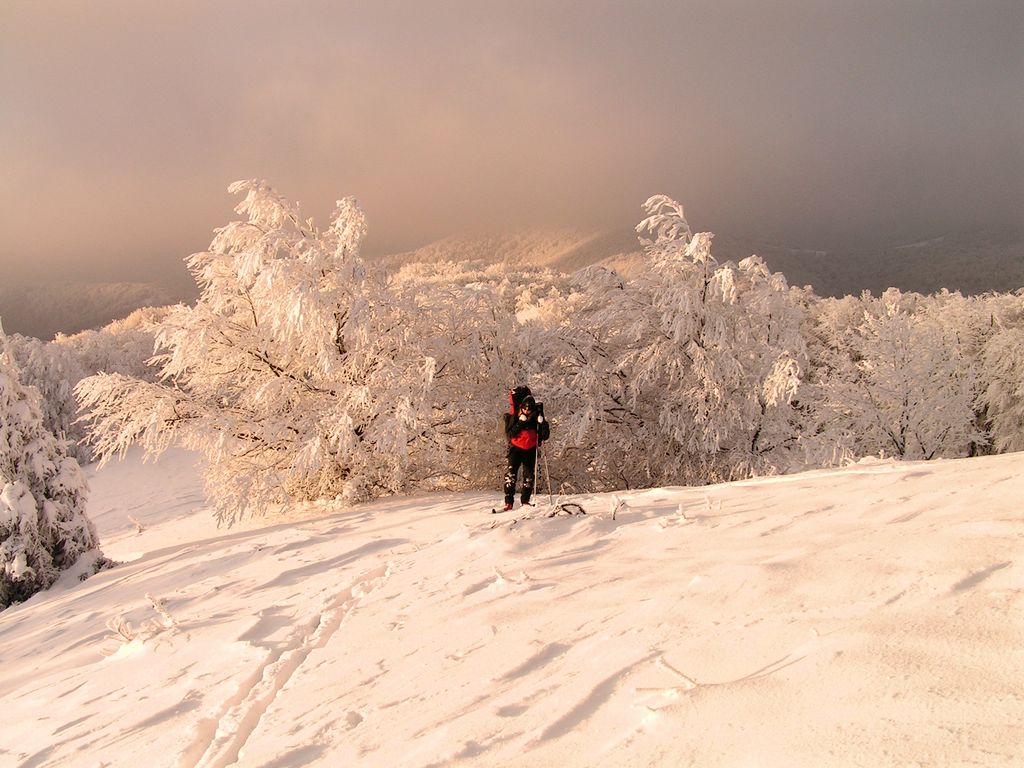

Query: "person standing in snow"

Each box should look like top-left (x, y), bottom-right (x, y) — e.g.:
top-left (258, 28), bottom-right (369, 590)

top-left (502, 385), bottom-right (550, 511)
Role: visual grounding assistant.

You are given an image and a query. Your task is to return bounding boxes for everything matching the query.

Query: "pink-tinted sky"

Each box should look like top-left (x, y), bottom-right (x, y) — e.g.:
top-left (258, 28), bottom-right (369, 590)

top-left (2, 0), bottom-right (1021, 284)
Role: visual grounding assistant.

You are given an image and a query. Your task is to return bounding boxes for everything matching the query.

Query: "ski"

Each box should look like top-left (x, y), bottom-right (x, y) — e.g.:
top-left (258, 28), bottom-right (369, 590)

top-left (491, 501), bottom-right (534, 514)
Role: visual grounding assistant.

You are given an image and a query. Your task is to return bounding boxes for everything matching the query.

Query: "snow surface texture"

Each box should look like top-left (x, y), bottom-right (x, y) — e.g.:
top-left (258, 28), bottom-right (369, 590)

top-left (1, 448), bottom-right (1022, 767)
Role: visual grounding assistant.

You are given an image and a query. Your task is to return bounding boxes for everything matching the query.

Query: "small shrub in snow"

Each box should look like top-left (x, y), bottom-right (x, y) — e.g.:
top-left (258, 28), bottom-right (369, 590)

top-left (145, 592), bottom-right (179, 630)
top-left (102, 597), bottom-right (178, 654)
top-left (105, 615), bottom-right (136, 644)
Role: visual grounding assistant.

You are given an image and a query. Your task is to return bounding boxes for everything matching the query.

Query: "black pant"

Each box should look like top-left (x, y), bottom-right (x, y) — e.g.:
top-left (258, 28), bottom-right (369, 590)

top-left (504, 446), bottom-right (536, 505)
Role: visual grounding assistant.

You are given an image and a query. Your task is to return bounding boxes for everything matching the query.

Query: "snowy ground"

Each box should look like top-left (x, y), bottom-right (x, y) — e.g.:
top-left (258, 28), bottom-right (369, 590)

top-left (1, 449), bottom-right (1023, 767)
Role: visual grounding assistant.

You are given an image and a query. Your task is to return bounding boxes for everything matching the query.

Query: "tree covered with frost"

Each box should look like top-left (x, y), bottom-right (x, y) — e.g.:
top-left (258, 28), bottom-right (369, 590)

top-left (77, 181), bottom-right (433, 524)
top-left (528, 264), bottom-right (674, 491)
top-left (807, 289), bottom-right (987, 461)
top-left (59, 306), bottom-right (168, 381)
top-left (5, 334), bottom-right (90, 461)
top-left (975, 291), bottom-right (1024, 452)
top-left (549, 197), bottom-right (809, 489)
top-left (389, 259), bottom-right (560, 489)
top-left (635, 196), bottom-right (808, 480)
top-left (5, 307), bottom-right (167, 463)
top-left (1, 332), bottom-right (97, 610)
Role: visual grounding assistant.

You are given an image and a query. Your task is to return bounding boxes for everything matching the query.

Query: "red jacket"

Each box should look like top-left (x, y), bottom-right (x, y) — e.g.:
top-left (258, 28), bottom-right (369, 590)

top-left (509, 419), bottom-right (539, 450)
top-left (505, 390), bottom-right (548, 450)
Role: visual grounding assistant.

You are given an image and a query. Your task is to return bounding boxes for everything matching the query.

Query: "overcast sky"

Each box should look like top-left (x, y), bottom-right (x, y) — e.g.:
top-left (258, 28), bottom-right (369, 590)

top-left (2, 0), bottom-right (1021, 284)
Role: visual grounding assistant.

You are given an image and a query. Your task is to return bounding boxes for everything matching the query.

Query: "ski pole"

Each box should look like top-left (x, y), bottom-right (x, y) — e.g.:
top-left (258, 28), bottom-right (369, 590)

top-left (536, 438), bottom-right (544, 505)
top-left (541, 440), bottom-right (553, 504)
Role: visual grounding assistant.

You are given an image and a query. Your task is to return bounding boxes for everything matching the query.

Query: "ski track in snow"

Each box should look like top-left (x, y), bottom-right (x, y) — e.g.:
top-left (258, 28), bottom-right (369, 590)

top-left (179, 564), bottom-right (392, 768)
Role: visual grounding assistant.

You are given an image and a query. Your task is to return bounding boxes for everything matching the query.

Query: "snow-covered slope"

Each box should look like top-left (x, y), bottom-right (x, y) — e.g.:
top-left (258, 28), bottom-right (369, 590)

top-left (1, 449), bottom-right (1021, 767)
top-left (372, 229), bottom-right (642, 275)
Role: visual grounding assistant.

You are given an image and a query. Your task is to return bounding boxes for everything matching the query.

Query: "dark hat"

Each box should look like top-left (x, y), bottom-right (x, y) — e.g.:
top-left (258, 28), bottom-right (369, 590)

top-left (511, 385), bottom-right (532, 408)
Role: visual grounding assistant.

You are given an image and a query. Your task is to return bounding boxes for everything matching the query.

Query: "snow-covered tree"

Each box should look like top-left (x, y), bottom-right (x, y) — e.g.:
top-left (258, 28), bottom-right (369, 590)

top-left (613, 196), bottom-right (808, 484)
top-left (1, 331), bottom-right (97, 610)
top-left (5, 334), bottom-right (90, 461)
top-left (4, 308), bottom-right (167, 465)
top-left (532, 265), bottom-right (671, 491)
top-left (77, 181), bottom-right (433, 524)
top-left (809, 289), bottom-right (984, 460)
top-left (537, 197), bottom-right (811, 491)
top-left (390, 258), bottom-right (581, 493)
top-left (977, 291), bottom-right (1024, 452)
top-left (60, 305), bottom-right (169, 381)
top-left (390, 260), bottom-right (519, 489)
top-left (916, 290), bottom-right (1009, 456)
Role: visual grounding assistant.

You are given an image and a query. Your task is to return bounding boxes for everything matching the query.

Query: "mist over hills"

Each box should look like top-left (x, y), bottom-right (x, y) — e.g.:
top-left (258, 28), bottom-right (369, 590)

top-left (382, 225), bottom-right (1024, 298)
top-left (714, 227), bottom-right (1024, 298)
top-left (385, 225), bottom-right (1024, 296)
top-left (3, 226), bottom-right (1020, 340)
top-left (0, 281), bottom-right (197, 341)
top-left (375, 229), bottom-right (643, 274)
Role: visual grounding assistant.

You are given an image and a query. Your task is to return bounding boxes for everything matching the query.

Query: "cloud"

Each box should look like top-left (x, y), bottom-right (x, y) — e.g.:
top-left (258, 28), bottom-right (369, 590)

top-left (1, 0), bottom-right (1021, 283)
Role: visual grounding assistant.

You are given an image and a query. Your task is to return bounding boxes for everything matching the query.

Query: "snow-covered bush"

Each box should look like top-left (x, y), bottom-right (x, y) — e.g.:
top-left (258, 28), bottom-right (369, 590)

top-left (976, 291), bottom-right (1024, 452)
top-left (4, 334), bottom-right (90, 461)
top-left (4, 309), bottom-right (167, 464)
top-left (530, 265), bottom-right (671, 491)
top-left (391, 260), bottom-right (522, 488)
top-left (78, 181), bottom-right (433, 524)
top-left (388, 257), bottom-right (592, 494)
top-left (573, 197), bottom-right (809, 486)
top-left (807, 289), bottom-right (985, 461)
top-left (529, 197), bottom-right (810, 491)
top-left (1, 335), bottom-right (98, 610)
top-left (59, 305), bottom-right (169, 381)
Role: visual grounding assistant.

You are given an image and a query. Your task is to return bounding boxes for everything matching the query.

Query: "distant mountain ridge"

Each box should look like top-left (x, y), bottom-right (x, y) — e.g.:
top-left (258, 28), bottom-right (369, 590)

top-left (713, 227), bottom-right (1024, 298)
top-left (375, 229), bottom-right (641, 273)
top-left (0, 281), bottom-right (196, 341)
top-left (4, 226), bottom-right (1020, 339)
top-left (380, 225), bottom-right (1024, 298)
